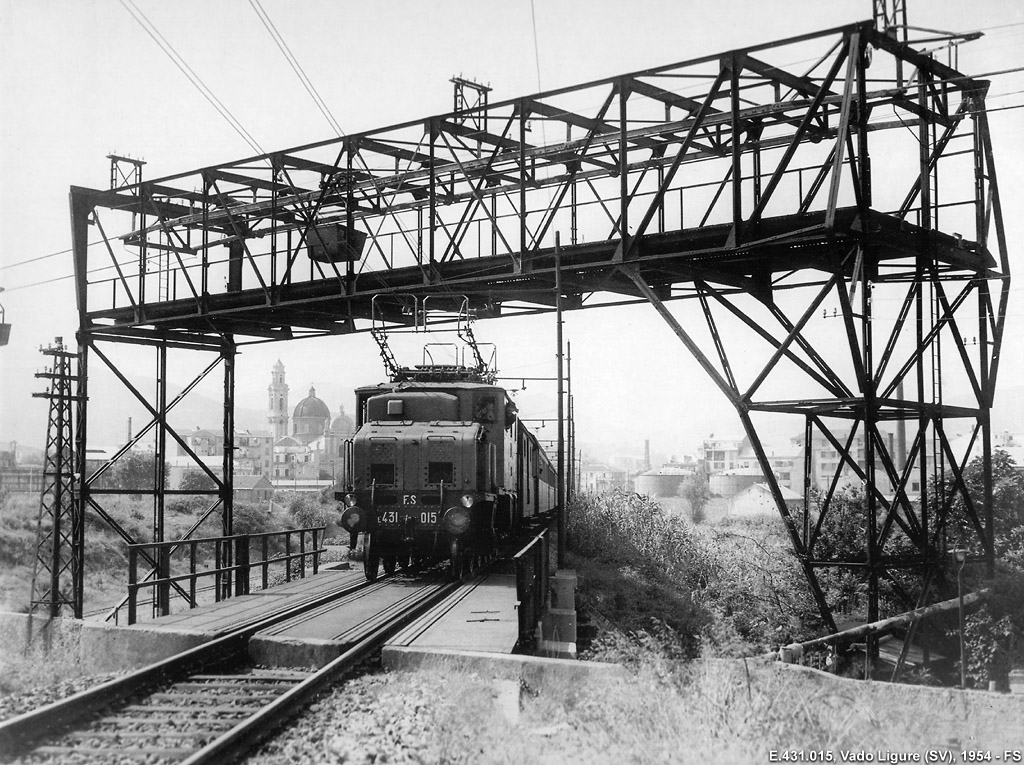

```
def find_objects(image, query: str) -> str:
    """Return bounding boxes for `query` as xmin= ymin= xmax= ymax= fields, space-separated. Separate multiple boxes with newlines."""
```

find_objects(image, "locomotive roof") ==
xmin=355 ymin=378 xmax=508 ymax=395
xmin=386 ymin=364 xmax=497 ymax=385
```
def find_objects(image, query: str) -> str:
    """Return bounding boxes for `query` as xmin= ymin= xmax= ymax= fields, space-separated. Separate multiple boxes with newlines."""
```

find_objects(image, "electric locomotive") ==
xmin=337 ymin=364 xmax=556 ymax=581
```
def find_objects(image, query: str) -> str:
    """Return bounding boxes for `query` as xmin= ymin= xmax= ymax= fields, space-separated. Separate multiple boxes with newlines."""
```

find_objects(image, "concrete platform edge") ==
xmin=82 ymin=621 xmax=217 ymax=673
xmin=381 ymin=645 xmax=627 ymax=688
xmin=248 ymin=636 xmax=350 ymax=668
xmin=0 ymin=611 xmax=217 ymax=673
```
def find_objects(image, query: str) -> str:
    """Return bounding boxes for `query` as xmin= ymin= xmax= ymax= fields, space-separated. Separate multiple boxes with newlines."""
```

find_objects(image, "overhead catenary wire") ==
xmin=249 ymin=0 xmax=345 ymax=138
xmin=119 ymin=0 xmax=266 ymax=157
xmin=528 ymin=0 xmax=543 ymax=94
xmin=7 ymin=19 xmax=1024 ymax=290
xmin=0 ymin=245 xmax=78 ymax=271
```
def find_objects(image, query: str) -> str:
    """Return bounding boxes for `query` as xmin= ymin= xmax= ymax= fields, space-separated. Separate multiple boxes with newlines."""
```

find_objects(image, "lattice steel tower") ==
xmin=28 ymin=338 xmax=83 ymax=621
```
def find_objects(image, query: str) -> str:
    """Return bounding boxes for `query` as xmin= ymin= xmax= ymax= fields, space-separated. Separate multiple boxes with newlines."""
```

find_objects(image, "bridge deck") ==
xmin=82 ymin=207 xmax=992 ymax=345
xmin=103 ymin=565 xmax=521 ymax=670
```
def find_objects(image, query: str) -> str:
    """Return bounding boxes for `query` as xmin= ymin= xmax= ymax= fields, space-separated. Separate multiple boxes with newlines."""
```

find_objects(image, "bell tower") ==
xmin=268 ymin=360 xmax=289 ymax=440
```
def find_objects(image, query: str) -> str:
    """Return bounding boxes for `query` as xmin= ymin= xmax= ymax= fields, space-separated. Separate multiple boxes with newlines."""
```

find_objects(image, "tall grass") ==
xmin=381 ymin=658 xmax=1017 ymax=763
xmin=568 ymin=489 xmax=822 ymax=657
xmin=0 ymin=624 xmax=85 ymax=696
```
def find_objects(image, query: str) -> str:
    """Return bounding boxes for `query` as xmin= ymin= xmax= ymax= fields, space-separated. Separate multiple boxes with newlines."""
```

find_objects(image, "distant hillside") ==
xmin=84 ymin=380 xmax=268 ymax=448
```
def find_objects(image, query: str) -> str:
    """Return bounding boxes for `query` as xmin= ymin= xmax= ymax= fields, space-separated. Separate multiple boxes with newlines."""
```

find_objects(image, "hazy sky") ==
xmin=1 ymin=0 xmax=1022 ymax=462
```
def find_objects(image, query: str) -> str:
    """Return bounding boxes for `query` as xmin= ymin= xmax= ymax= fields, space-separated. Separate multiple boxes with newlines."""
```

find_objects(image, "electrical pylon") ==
xmin=27 ymin=338 xmax=83 ymax=641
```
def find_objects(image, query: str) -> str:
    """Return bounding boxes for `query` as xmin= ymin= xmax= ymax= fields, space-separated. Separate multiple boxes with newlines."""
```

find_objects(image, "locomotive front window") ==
xmin=475 ymin=397 xmax=497 ymax=423
xmin=370 ymin=463 xmax=395 ymax=485
xmin=428 ymin=461 xmax=454 ymax=484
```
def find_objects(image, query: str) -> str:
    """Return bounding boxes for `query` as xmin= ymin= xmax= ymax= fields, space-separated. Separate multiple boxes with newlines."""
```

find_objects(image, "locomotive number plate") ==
xmin=379 ymin=510 xmax=400 ymax=524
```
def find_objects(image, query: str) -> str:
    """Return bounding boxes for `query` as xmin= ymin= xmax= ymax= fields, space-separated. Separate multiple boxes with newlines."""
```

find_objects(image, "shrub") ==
xmin=951 ymin=566 xmax=1024 ymax=689
xmin=287 ymin=493 xmax=336 ymax=530
xmin=678 ymin=475 xmax=711 ymax=524
xmin=166 ymin=495 xmax=212 ymax=515
xmin=569 ymin=489 xmax=825 ymax=656
xmin=232 ymin=501 xmax=282 ymax=536
xmin=568 ymin=490 xmax=714 ymax=658
xmin=179 ymin=469 xmax=217 ymax=492
xmin=108 ymin=452 xmax=169 ymax=495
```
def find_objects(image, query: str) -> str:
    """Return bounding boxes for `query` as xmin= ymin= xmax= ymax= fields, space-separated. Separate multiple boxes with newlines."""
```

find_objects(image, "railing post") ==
xmin=189 ymin=540 xmax=197 ymax=608
xmin=157 ymin=544 xmax=171 ymax=616
xmin=261 ymin=535 xmax=269 ymax=590
xmin=128 ymin=546 xmax=138 ymax=625
xmin=235 ymin=535 xmax=250 ymax=596
xmin=515 ymin=554 xmax=528 ymax=642
xmin=214 ymin=539 xmax=222 ymax=602
xmin=312 ymin=528 xmax=321 ymax=575
xmin=285 ymin=533 xmax=292 ymax=582
xmin=299 ymin=532 xmax=306 ymax=579
xmin=540 ymin=531 xmax=550 ymax=609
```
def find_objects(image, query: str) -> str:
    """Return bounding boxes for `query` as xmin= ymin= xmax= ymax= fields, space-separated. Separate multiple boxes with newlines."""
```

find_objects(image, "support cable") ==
xmin=119 ymin=0 xmax=266 ymax=157
xmin=249 ymin=0 xmax=344 ymax=138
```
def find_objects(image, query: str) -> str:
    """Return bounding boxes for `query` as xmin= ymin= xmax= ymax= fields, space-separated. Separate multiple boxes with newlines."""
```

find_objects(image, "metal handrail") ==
xmin=127 ymin=526 xmax=326 ymax=624
xmin=513 ymin=528 xmax=550 ymax=645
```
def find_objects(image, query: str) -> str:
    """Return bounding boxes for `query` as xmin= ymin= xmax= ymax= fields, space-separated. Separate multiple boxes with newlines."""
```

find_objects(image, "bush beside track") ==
xmin=568 ymin=488 xmax=822 ymax=662
xmin=567 ymin=481 xmax=1024 ymax=689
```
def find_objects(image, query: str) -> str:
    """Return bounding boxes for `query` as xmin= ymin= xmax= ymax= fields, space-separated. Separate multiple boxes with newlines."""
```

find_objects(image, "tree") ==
xmin=940 ymin=450 xmax=1024 ymax=553
xmin=678 ymin=475 xmax=711 ymax=524
xmin=811 ymin=486 xmax=918 ymax=615
xmin=111 ymin=452 xmax=168 ymax=494
xmin=289 ymin=493 xmax=334 ymax=529
xmin=179 ymin=469 xmax=217 ymax=492
xmin=939 ymin=452 xmax=1024 ymax=689
xmin=233 ymin=501 xmax=279 ymax=536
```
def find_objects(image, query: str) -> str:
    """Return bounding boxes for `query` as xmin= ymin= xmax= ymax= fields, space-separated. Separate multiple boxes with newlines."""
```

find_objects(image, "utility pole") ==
xmin=28 ymin=338 xmax=83 ymax=641
xmin=567 ymin=340 xmax=574 ymax=501
xmin=555 ymin=232 xmax=566 ymax=567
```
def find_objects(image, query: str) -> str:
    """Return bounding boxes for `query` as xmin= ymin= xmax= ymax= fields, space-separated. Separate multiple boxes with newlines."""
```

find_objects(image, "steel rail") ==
xmin=180 ymin=576 xmax=461 ymax=764
xmin=0 ymin=573 xmax=371 ymax=757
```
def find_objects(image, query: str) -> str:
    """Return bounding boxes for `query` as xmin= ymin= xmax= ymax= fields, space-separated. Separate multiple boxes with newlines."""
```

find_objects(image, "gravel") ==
xmin=0 ymin=673 xmax=123 ymax=723
xmin=246 ymin=670 xmax=451 ymax=765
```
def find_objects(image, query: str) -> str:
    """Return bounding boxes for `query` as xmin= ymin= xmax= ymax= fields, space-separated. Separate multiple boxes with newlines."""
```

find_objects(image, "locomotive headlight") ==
xmin=341 ymin=506 xmax=367 ymax=533
xmin=443 ymin=506 xmax=472 ymax=535
xmin=460 ymin=493 xmax=476 ymax=508
xmin=343 ymin=493 xmax=358 ymax=507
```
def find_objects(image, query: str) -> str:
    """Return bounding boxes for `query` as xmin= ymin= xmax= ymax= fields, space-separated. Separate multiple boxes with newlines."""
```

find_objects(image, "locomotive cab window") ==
xmin=370 ymin=463 xmax=395 ymax=485
xmin=475 ymin=396 xmax=497 ymax=423
xmin=427 ymin=461 xmax=454 ymax=484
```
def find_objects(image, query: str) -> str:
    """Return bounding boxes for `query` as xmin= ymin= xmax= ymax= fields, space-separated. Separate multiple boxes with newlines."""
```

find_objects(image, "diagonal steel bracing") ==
xmin=65 ymin=20 xmax=1008 ymax=643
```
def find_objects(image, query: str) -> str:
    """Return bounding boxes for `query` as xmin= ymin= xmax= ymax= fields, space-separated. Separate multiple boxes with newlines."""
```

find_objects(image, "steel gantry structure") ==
xmin=68 ymin=19 xmax=1008 ymax=635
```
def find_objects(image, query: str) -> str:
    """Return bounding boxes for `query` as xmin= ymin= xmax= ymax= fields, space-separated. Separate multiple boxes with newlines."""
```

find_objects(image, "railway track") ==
xmin=0 ymin=572 xmax=462 ymax=764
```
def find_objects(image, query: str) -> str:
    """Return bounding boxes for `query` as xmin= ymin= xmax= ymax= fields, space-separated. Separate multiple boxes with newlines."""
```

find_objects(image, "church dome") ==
xmin=330 ymin=404 xmax=355 ymax=435
xmin=293 ymin=386 xmax=330 ymax=420
xmin=292 ymin=385 xmax=331 ymax=436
